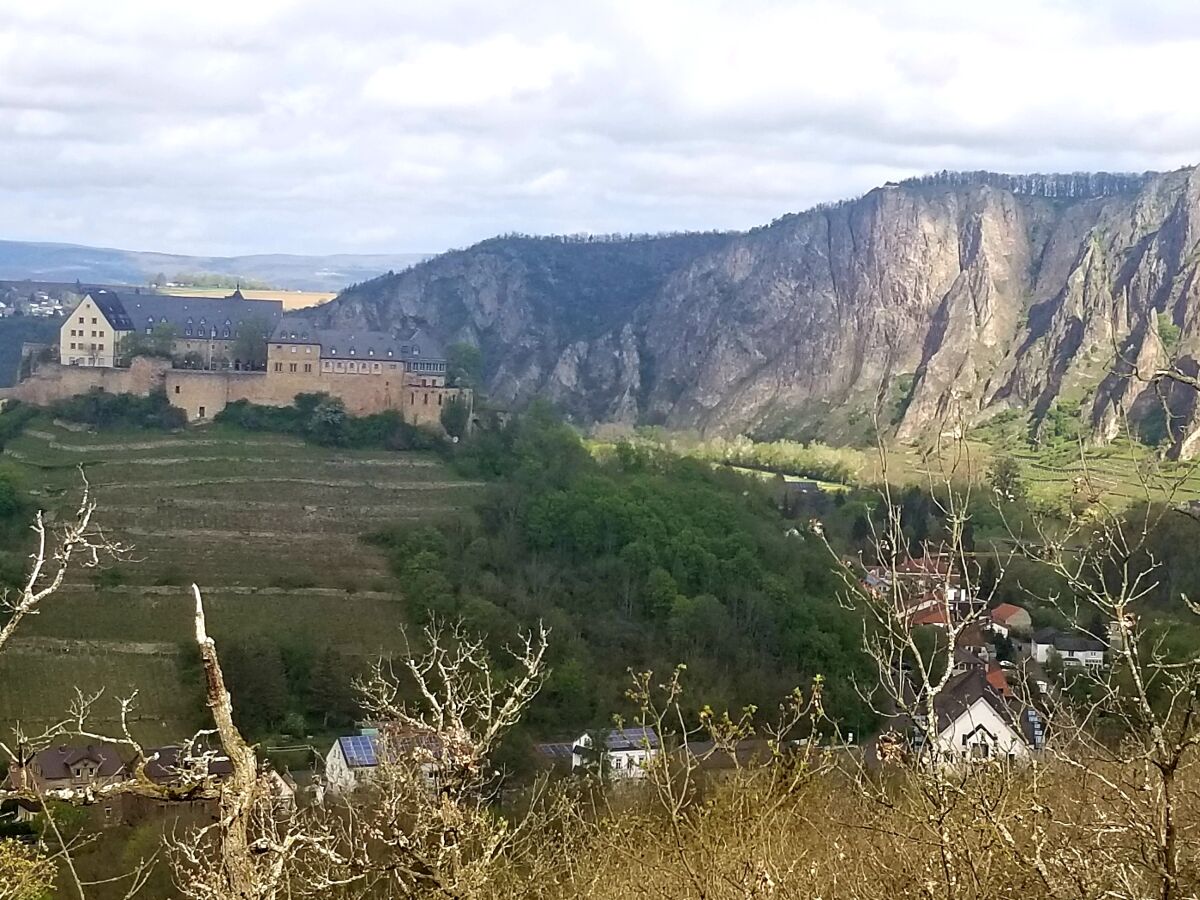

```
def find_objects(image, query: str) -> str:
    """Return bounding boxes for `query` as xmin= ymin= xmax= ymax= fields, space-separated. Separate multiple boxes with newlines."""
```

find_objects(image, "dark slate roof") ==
xmin=578 ymin=727 xmax=661 ymax=753
xmin=85 ymin=290 xmax=134 ymax=331
xmin=271 ymin=316 xmax=445 ymax=362
xmin=1032 ymin=628 xmax=1105 ymax=653
xmin=142 ymin=746 xmax=234 ymax=783
xmin=932 ymin=669 xmax=1014 ymax=734
xmin=32 ymin=744 xmax=125 ymax=780
xmin=122 ymin=292 xmax=283 ymax=336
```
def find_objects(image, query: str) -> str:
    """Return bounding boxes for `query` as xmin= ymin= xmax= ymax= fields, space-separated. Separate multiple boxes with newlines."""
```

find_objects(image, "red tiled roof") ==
xmin=985 ymin=663 xmax=1012 ymax=698
xmin=990 ymin=603 xmax=1028 ymax=625
xmin=911 ymin=606 xmax=950 ymax=627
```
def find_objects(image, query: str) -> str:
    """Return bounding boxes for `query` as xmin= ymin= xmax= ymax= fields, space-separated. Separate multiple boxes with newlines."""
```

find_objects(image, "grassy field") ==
xmin=161 ymin=287 xmax=334 ymax=309
xmin=0 ymin=420 xmax=478 ymax=742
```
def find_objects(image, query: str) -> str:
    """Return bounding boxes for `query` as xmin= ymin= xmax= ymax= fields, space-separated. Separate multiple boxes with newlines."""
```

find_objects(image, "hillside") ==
xmin=0 ymin=421 xmax=478 ymax=742
xmin=311 ymin=168 xmax=1200 ymax=459
xmin=0 ymin=240 xmax=430 ymax=292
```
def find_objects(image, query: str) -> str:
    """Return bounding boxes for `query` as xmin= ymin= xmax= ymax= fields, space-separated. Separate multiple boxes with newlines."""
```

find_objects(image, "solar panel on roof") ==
xmin=339 ymin=734 xmax=378 ymax=768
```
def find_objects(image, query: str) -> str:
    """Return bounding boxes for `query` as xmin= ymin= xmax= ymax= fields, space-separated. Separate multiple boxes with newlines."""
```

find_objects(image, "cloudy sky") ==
xmin=3 ymin=0 xmax=1200 ymax=256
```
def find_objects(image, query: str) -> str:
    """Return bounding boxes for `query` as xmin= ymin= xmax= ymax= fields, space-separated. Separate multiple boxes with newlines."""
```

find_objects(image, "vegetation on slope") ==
xmin=368 ymin=404 xmax=877 ymax=739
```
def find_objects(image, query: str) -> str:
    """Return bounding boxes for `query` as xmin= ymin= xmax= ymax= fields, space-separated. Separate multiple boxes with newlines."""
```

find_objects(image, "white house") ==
xmin=1031 ymin=628 xmax=1105 ymax=668
xmin=907 ymin=670 xmax=1040 ymax=765
xmin=60 ymin=291 xmax=132 ymax=367
xmin=571 ymin=727 xmax=661 ymax=778
xmin=323 ymin=729 xmax=444 ymax=798
xmin=323 ymin=733 xmax=380 ymax=796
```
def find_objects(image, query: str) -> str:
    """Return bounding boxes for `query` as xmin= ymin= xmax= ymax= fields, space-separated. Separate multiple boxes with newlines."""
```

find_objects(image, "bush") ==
xmin=215 ymin=395 xmax=448 ymax=452
xmin=50 ymin=389 xmax=186 ymax=430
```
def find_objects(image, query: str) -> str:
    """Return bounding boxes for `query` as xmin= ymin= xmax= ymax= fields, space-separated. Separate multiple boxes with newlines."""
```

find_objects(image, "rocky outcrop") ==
xmin=309 ymin=168 xmax=1200 ymax=458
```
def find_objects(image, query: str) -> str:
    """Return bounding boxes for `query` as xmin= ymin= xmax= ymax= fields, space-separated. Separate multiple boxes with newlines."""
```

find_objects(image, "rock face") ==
xmin=309 ymin=168 xmax=1200 ymax=457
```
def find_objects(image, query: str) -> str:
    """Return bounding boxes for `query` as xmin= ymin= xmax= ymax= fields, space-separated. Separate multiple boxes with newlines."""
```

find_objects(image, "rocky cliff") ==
xmin=310 ymin=168 xmax=1200 ymax=457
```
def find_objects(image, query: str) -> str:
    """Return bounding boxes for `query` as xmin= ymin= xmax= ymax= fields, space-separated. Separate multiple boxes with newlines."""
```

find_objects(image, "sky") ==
xmin=4 ymin=0 xmax=1200 ymax=256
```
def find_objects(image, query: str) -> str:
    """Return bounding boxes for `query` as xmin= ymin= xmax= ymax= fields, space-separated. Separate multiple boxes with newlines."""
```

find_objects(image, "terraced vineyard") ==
xmin=0 ymin=420 xmax=479 ymax=743
xmin=865 ymin=437 xmax=1200 ymax=509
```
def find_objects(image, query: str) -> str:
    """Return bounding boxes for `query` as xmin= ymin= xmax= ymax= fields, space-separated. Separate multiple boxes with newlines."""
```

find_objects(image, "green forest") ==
xmin=369 ymin=404 xmax=879 ymax=740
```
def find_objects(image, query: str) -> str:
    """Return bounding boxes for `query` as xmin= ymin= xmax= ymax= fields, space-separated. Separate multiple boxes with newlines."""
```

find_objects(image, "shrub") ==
xmin=50 ymin=389 xmax=185 ymax=430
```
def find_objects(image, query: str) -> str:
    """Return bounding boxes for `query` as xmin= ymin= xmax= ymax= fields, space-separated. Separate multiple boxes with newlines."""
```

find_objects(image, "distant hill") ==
xmin=0 ymin=240 xmax=431 ymax=292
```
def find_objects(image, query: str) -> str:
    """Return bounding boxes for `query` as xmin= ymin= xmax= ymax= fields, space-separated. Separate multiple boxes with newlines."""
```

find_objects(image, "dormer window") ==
xmin=330 ymin=348 xmax=337 ymax=355
xmin=386 ymin=349 xmax=393 ymax=357
xmin=349 ymin=348 xmax=355 ymax=355
xmin=368 ymin=348 xmax=374 ymax=356
xmin=413 ymin=346 xmax=420 ymax=356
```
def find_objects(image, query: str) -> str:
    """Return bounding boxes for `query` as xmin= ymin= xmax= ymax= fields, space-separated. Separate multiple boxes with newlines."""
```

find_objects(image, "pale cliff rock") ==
xmin=310 ymin=168 xmax=1200 ymax=458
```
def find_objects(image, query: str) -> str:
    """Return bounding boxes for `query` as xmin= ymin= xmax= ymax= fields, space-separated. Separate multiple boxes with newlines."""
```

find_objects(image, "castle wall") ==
xmin=4 ymin=357 xmax=466 ymax=430
xmin=166 ymin=368 xmax=465 ymax=425
xmin=1 ymin=358 xmax=169 ymax=405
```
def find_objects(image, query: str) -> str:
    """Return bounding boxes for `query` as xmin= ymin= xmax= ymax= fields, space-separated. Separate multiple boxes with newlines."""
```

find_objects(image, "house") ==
xmin=571 ymin=727 xmax=661 ymax=778
xmin=323 ymin=728 xmax=443 ymax=797
xmin=59 ymin=291 xmax=135 ymax=367
xmin=8 ymin=743 xmax=126 ymax=795
xmin=141 ymin=745 xmax=234 ymax=785
xmin=988 ymin=603 xmax=1032 ymax=637
xmin=1031 ymin=628 xmax=1105 ymax=668
xmin=863 ymin=555 xmax=978 ymax=629
xmin=907 ymin=670 xmax=1038 ymax=764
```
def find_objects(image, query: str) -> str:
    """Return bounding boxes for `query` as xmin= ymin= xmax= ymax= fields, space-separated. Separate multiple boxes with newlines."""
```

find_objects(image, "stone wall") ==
xmin=167 ymin=368 xmax=465 ymax=425
xmin=0 ymin=358 xmax=170 ymax=405
xmin=3 ymin=356 xmax=467 ymax=428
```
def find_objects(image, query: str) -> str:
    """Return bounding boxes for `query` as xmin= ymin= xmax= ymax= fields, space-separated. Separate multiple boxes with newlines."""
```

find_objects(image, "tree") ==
xmin=306 ymin=397 xmax=348 ymax=446
xmin=232 ymin=317 xmax=270 ymax=370
xmin=440 ymin=395 xmax=470 ymax=439
xmin=446 ymin=342 xmax=483 ymax=389
xmin=118 ymin=322 xmax=176 ymax=364
xmin=987 ymin=452 xmax=1026 ymax=502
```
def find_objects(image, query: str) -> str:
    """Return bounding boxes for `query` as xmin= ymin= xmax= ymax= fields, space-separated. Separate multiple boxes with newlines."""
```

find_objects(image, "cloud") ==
xmin=1 ymin=0 xmax=1200 ymax=257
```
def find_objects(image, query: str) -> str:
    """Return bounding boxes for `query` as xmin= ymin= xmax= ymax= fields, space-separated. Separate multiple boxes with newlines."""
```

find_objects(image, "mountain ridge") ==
xmin=308 ymin=166 xmax=1200 ymax=458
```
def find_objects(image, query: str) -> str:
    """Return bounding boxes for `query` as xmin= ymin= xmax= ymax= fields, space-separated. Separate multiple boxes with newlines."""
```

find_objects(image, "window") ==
xmin=145 ymin=327 xmax=152 ymax=335
xmin=174 ymin=385 xmax=180 ymax=394
xmin=69 ymin=342 xmax=76 ymax=350
xmin=91 ymin=317 xmax=97 ymax=324
xmin=349 ymin=348 xmax=355 ymax=355
xmin=199 ymin=406 xmax=206 ymax=418
xmin=290 ymin=346 xmax=296 ymax=353
xmin=438 ymin=394 xmax=443 ymax=406
xmin=373 ymin=363 xmax=380 ymax=372
xmin=423 ymin=393 xmax=428 ymax=405
xmin=303 ymin=363 xmax=312 ymax=373
xmin=410 ymin=392 xmax=415 ymax=404
xmin=289 ymin=363 xmax=297 ymax=373
xmin=274 ymin=362 xmax=283 ymax=372
xmin=185 ymin=328 xmax=192 ymax=336
xmin=78 ymin=316 xmax=84 ymax=323
xmin=389 ymin=363 xmax=397 ymax=370
xmin=223 ymin=328 xmax=230 ymax=338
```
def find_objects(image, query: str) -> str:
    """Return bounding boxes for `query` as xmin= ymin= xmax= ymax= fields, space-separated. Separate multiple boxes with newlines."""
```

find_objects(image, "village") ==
xmin=3 ymin=544 xmax=1113 ymax=836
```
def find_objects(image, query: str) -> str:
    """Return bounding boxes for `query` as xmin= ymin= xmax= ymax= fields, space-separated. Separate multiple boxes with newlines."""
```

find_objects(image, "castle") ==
xmin=13 ymin=289 xmax=467 ymax=427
